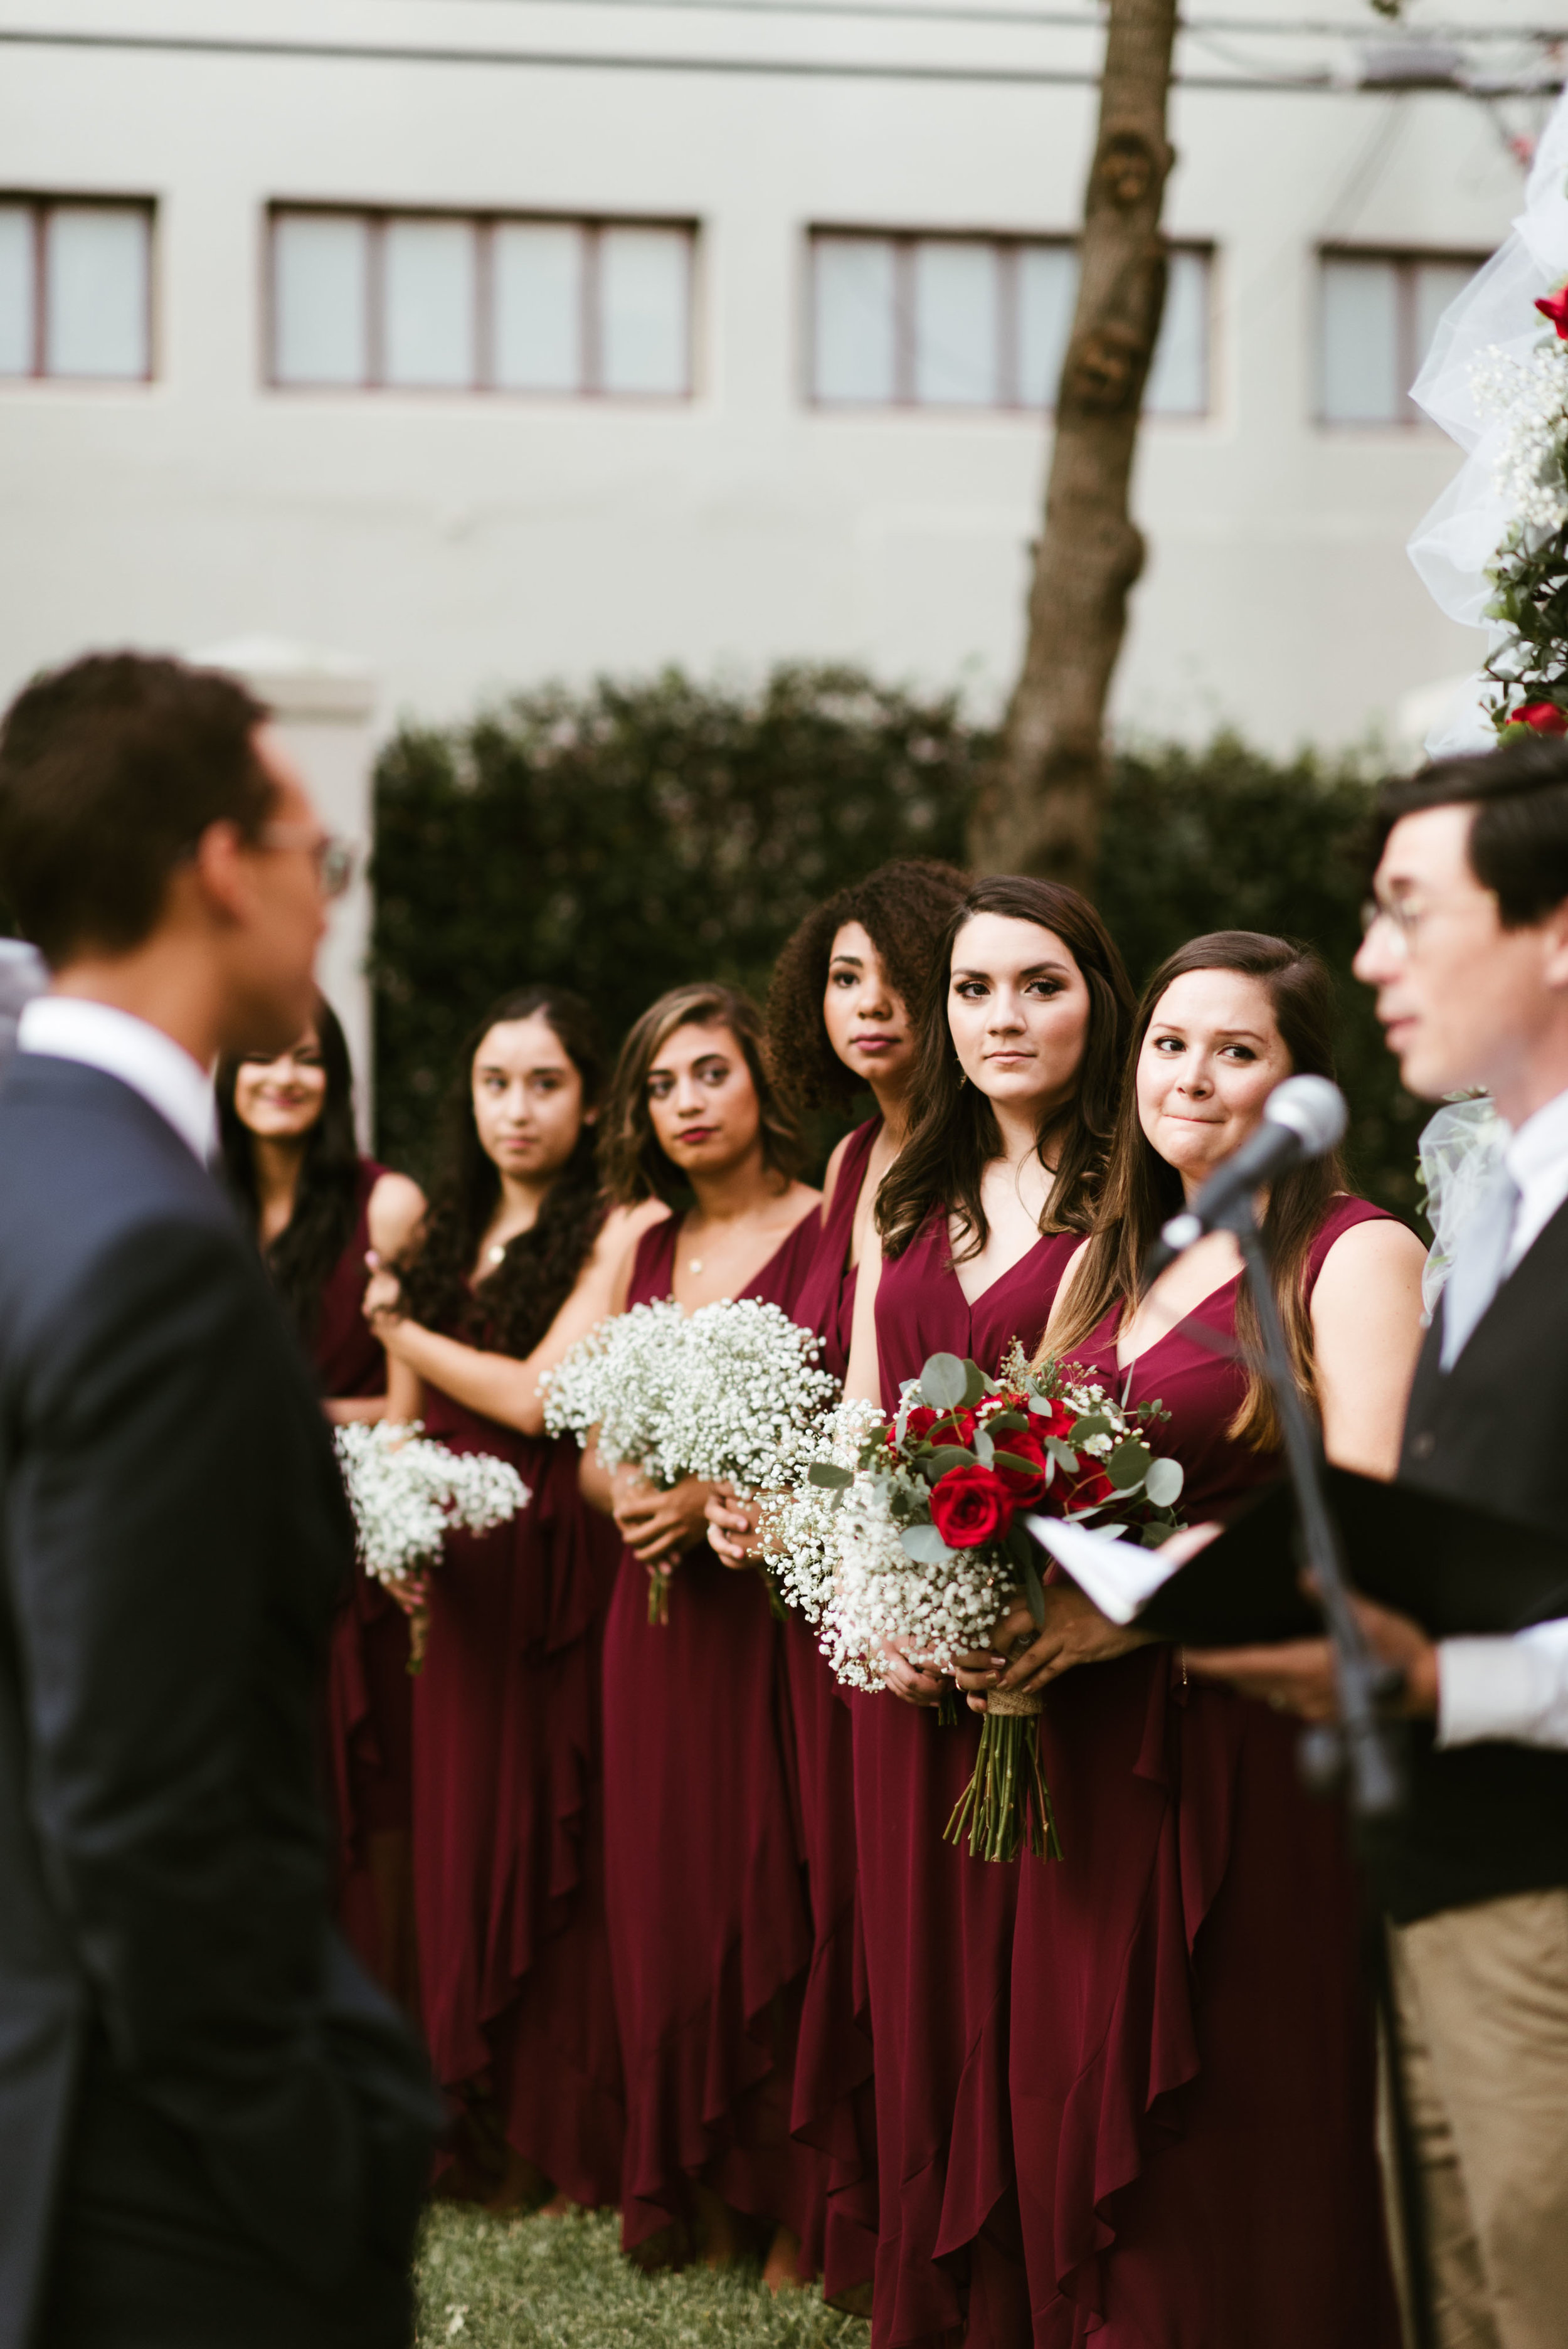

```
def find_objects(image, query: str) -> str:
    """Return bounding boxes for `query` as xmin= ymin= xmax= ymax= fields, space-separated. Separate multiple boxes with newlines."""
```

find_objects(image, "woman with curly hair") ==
xmin=586 ymin=982 xmax=825 ymax=2289
xmin=363 ymin=986 xmax=661 ymax=2215
xmin=846 ymin=878 xmax=1134 ymax=2349
xmin=707 ymin=858 xmax=966 ymax=2309
xmin=217 ymin=996 xmax=425 ymax=2010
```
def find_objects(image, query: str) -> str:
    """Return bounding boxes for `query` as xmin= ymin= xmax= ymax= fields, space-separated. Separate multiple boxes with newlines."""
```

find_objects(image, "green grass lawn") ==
xmin=415 ymin=2205 xmax=869 ymax=2349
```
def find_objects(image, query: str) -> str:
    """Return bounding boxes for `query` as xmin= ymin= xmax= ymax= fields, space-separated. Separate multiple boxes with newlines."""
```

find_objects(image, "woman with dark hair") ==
xmin=844 ymin=878 xmax=1135 ymax=2349
xmin=986 ymin=932 xmax=1424 ymax=2345
xmin=363 ymin=985 xmax=658 ymax=2215
xmin=218 ymin=996 xmax=425 ymax=2008
xmin=587 ymin=982 xmax=825 ymax=2288
xmin=708 ymin=858 xmax=967 ymax=2309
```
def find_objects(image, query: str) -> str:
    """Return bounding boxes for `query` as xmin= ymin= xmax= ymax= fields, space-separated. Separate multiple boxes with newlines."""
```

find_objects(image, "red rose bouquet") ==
xmin=794 ymin=1346 xmax=1184 ymax=1862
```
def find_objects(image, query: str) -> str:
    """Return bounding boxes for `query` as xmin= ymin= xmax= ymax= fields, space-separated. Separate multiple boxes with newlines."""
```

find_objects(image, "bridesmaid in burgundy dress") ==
xmin=217 ymin=995 xmax=425 ymax=2009
xmin=847 ymin=879 xmax=1133 ymax=2349
xmin=709 ymin=860 xmax=967 ymax=2308
xmin=585 ymin=983 xmax=824 ymax=2286
xmin=984 ymin=933 xmax=1426 ymax=2346
xmin=364 ymin=987 xmax=658 ymax=2213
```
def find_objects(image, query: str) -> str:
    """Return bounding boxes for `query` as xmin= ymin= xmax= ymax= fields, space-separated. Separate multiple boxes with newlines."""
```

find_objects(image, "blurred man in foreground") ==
xmin=0 ymin=654 xmax=436 ymax=2349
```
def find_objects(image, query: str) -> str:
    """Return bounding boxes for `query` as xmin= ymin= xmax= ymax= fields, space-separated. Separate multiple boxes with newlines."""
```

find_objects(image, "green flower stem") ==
xmin=944 ymin=1710 xmax=1064 ymax=1864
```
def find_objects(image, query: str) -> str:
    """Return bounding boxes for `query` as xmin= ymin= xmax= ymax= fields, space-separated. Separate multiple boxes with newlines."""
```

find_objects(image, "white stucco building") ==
xmin=0 ymin=0 xmax=1557 ymax=766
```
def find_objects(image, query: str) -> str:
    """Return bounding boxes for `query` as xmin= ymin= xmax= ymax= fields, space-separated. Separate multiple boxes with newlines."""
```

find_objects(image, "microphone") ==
xmin=1145 ymin=1075 xmax=1348 ymax=1276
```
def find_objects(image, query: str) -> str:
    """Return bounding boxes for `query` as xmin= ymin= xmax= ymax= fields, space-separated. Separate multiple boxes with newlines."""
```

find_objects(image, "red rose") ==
xmin=906 ymin=1404 xmax=977 ymax=1447
xmin=1069 ymin=1464 xmax=1115 ymax=1509
xmin=929 ymin=1464 xmax=1015 ymax=1548
xmin=1513 ymin=701 xmax=1568 ymax=736
xmin=1032 ymin=1399 xmax=1076 ymax=1444
xmin=1535 ymin=285 xmax=1568 ymax=340
xmin=988 ymin=1428 xmax=1049 ymax=1500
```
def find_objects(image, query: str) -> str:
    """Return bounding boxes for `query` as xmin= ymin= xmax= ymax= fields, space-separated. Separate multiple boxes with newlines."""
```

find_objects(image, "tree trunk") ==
xmin=968 ymin=0 xmax=1179 ymax=890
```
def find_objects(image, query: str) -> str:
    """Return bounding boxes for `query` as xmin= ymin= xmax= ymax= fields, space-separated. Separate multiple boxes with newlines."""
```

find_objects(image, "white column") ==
xmin=193 ymin=636 xmax=379 ymax=1144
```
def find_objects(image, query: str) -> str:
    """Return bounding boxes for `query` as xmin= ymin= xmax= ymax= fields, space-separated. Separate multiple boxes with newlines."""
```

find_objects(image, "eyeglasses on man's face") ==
xmin=258 ymin=824 xmax=358 ymax=902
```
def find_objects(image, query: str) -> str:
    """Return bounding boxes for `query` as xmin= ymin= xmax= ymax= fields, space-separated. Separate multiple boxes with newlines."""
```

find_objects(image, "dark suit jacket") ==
xmin=0 ymin=1053 xmax=437 ymax=2349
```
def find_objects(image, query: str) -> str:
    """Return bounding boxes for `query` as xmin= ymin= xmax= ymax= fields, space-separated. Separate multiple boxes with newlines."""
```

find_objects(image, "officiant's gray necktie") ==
xmin=1439 ymin=1165 xmax=1522 ymax=1370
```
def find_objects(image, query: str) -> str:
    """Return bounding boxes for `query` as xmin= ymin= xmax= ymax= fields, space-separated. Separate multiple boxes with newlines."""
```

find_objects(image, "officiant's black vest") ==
xmin=1368 ymin=1194 xmax=1568 ymax=1924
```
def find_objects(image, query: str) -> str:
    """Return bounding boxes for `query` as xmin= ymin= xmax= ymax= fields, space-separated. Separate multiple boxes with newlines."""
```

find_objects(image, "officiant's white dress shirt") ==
xmin=1434 ymin=1083 xmax=1568 ymax=1751
xmin=17 ymin=995 xmax=216 ymax=1166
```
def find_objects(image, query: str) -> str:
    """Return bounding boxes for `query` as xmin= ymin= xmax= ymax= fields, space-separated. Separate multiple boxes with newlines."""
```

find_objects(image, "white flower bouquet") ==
xmin=541 ymin=1295 xmax=840 ymax=1623
xmin=333 ymin=1419 xmax=531 ymax=1672
xmin=761 ymin=1345 xmax=1184 ymax=1861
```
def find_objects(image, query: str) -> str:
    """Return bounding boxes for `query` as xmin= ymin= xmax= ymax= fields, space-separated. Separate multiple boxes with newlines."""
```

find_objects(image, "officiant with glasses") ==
xmin=1189 ymin=736 xmax=1568 ymax=2349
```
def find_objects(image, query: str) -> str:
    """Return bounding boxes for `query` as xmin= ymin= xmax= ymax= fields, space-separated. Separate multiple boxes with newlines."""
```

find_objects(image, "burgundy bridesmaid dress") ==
xmin=600 ymin=1207 xmax=827 ymax=2266
xmin=781 ymin=1116 xmax=883 ymax=2303
xmin=412 ymin=1323 xmax=624 ymax=2205
xmin=1011 ymin=1197 xmax=1402 ymax=2347
xmin=858 ymin=1209 xmax=1080 ymax=2349
xmin=317 ymin=1159 xmax=419 ymax=2013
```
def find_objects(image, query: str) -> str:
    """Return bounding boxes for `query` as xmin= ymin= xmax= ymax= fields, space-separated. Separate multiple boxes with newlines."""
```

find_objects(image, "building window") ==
xmin=268 ymin=208 xmax=695 ymax=397
xmin=808 ymin=230 xmax=1211 ymax=415
xmin=1319 ymin=249 xmax=1484 ymax=426
xmin=0 ymin=198 xmax=153 ymax=381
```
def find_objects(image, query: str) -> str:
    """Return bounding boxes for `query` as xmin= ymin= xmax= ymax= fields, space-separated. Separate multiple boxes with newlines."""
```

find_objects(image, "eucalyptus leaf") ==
xmin=992 ymin=1446 xmax=1042 ymax=1480
xmin=924 ymin=1445 xmax=977 ymax=1477
xmin=972 ymin=1426 xmax=995 ymax=1467
xmin=1107 ymin=1436 xmax=1152 ymax=1490
xmin=900 ymin=1522 xmax=956 ymax=1565
xmin=1145 ymin=1455 xmax=1185 ymax=1508
xmin=1046 ymin=1436 xmax=1080 ymax=1473
xmin=1069 ymin=1413 xmax=1113 ymax=1445
xmin=808 ymin=1461 xmax=854 ymax=1489
xmin=958 ymin=1358 xmax=987 ymax=1408
xmin=919 ymin=1352 xmax=969 ymax=1409
xmin=987 ymin=1411 xmax=1029 ymax=1434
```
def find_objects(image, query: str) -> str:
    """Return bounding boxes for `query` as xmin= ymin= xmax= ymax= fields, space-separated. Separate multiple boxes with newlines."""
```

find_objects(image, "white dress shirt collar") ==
xmin=1500 ymin=1084 xmax=1568 ymax=1276
xmin=17 ymin=995 xmax=217 ymax=1165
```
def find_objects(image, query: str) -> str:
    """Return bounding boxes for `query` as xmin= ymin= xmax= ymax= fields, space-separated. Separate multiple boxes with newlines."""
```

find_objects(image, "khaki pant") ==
xmin=1388 ymin=1888 xmax=1568 ymax=2349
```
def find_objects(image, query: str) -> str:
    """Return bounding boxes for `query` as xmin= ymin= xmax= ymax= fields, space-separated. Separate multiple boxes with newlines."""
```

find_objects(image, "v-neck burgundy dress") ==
xmin=316 ymin=1160 xmax=419 ymax=2012
xmin=601 ymin=1207 xmax=828 ymax=2265
xmin=782 ymin=1117 xmax=883 ymax=2303
xmin=411 ymin=1317 xmax=625 ymax=2206
xmin=1010 ymin=1197 xmax=1402 ymax=2347
xmin=858 ymin=1207 xmax=1081 ymax=2349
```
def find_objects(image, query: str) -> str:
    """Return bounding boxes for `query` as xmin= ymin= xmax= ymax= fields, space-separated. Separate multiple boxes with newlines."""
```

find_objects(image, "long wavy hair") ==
xmin=876 ymin=878 xmax=1134 ymax=1261
xmin=764 ymin=858 xmax=969 ymax=1111
xmin=599 ymin=982 xmax=807 ymax=1206
xmin=1043 ymin=931 xmax=1348 ymax=1450
xmin=217 ymin=994 xmax=361 ymax=1346
xmin=397 ymin=987 xmax=607 ymax=1357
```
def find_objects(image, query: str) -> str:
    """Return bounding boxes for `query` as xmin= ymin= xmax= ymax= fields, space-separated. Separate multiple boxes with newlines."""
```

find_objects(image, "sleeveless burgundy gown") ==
xmin=317 ymin=1159 xmax=419 ymax=2013
xmin=1011 ymin=1197 xmax=1402 ymax=2346
xmin=859 ymin=1209 xmax=1080 ymax=2349
xmin=782 ymin=1117 xmax=883 ymax=2303
xmin=411 ymin=1307 xmax=624 ymax=2205
xmin=601 ymin=1207 xmax=827 ymax=2266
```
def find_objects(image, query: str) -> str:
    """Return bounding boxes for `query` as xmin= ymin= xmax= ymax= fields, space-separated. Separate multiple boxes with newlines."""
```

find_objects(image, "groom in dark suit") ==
xmin=0 ymin=654 xmax=437 ymax=2349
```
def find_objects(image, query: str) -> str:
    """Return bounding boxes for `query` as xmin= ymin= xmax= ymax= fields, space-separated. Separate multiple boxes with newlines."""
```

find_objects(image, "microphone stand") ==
xmin=1161 ymin=1194 xmax=1433 ymax=2345
xmin=1215 ymin=1196 xmax=1406 ymax=1818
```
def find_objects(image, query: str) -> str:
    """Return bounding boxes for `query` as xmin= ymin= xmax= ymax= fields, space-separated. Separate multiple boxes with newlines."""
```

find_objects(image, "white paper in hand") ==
xmin=1024 ymin=1514 xmax=1184 ymax=1625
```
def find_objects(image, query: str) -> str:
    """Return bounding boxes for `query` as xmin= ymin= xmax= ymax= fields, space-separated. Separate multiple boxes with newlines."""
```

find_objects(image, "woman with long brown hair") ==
xmin=985 ymin=931 xmax=1424 ymax=2345
xmin=363 ymin=985 xmax=654 ymax=2215
xmin=708 ymin=859 xmax=967 ymax=2309
xmin=217 ymin=996 xmax=425 ymax=2008
xmin=588 ymin=982 xmax=825 ymax=2288
xmin=844 ymin=876 xmax=1134 ymax=2349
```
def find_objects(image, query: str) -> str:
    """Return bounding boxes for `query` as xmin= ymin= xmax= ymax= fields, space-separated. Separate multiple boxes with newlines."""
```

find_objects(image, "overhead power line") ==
xmin=0 ymin=21 xmax=1557 ymax=93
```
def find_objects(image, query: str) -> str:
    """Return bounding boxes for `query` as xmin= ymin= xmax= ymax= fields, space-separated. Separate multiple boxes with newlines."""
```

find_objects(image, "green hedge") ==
xmin=370 ymin=665 xmax=1425 ymax=1217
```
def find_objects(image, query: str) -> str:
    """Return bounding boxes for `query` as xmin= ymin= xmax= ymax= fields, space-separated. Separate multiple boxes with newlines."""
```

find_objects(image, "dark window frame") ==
xmin=0 ymin=192 xmax=156 ymax=384
xmin=1316 ymin=244 xmax=1489 ymax=429
xmin=805 ymin=225 xmax=1214 ymax=417
xmin=265 ymin=202 xmax=698 ymax=400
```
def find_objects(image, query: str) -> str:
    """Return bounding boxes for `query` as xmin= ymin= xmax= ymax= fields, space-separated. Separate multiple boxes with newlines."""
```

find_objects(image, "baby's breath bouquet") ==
xmin=542 ymin=1296 xmax=840 ymax=1624
xmin=334 ymin=1421 xmax=531 ymax=1672
xmin=764 ymin=1347 xmax=1183 ymax=1862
